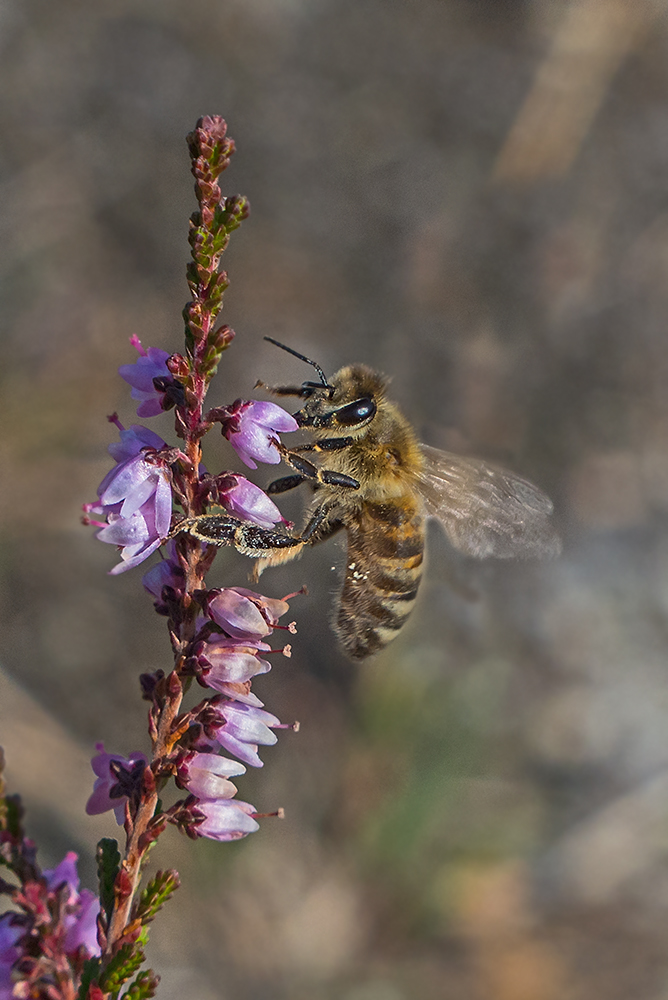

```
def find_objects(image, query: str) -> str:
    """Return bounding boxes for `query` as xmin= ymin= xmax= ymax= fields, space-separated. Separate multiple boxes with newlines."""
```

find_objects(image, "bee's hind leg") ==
xmin=252 ymin=502 xmax=343 ymax=580
xmin=177 ymin=511 xmax=303 ymax=559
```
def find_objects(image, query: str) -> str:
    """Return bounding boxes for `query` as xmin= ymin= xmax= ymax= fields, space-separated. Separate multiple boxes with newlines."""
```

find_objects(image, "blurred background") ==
xmin=2 ymin=0 xmax=668 ymax=996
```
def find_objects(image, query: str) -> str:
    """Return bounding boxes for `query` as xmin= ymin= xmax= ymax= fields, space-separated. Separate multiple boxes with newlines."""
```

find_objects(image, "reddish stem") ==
xmin=102 ymin=118 xmax=240 ymax=966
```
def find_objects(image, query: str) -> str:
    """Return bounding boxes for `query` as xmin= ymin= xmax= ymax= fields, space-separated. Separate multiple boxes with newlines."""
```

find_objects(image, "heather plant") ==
xmin=0 ymin=116 xmax=300 ymax=1000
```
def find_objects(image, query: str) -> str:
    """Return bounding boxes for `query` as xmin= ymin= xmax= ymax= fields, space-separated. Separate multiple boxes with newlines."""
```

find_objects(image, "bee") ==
xmin=181 ymin=339 xmax=560 ymax=659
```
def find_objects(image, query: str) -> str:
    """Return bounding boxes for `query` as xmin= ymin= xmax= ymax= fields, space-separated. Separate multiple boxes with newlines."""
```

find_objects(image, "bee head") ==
xmin=263 ymin=339 xmax=385 ymax=435
xmin=294 ymin=365 xmax=385 ymax=434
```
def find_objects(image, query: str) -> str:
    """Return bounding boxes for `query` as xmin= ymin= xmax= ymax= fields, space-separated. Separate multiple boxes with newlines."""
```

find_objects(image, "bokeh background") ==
xmin=2 ymin=0 xmax=668 ymax=997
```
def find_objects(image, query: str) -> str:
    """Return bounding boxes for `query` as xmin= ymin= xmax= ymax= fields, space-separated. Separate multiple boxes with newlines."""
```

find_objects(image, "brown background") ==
xmin=2 ymin=1 xmax=668 ymax=997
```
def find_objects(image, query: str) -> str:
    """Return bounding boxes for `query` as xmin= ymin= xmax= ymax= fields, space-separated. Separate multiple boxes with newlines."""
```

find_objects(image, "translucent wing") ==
xmin=415 ymin=444 xmax=561 ymax=559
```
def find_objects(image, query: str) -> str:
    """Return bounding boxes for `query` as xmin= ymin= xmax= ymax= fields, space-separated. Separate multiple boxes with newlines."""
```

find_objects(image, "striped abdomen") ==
xmin=335 ymin=498 xmax=425 ymax=659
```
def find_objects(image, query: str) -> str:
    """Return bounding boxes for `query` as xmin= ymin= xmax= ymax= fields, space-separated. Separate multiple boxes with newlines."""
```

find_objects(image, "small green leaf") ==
xmin=98 ymin=943 xmax=145 ymax=993
xmin=120 ymin=969 xmax=160 ymax=999
xmin=96 ymin=838 xmax=121 ymax=924
xmin=134 ymin=869 xmax=180 ymax=927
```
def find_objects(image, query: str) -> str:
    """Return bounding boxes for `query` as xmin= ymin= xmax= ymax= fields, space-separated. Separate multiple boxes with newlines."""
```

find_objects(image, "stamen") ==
xmin=273 ymin=621 xmax=298 ymax=634
xmin=107 ymin=412 xmax=124 ymax=431
xmin=263 ymin=644 xmax=292 ymax=658
xmin=281 ymin=586 xmax=308 ymax=602
xmin=274 ymin=720 xmax=299 ymax=732
xmin=81 ymin=513 xmax=107 ymax=530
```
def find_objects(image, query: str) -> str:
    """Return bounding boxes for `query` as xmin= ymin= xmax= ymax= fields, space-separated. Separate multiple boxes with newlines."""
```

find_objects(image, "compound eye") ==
xmin=335 ymin=396 xmax=376 ymax=426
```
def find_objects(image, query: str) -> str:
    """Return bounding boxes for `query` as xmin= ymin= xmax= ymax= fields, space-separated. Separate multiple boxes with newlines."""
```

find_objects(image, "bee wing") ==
xmin=416 ymin=444 xmax=561 ymax=559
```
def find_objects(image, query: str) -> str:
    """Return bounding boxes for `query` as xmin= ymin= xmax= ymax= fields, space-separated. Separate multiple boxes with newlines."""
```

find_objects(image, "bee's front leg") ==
xmin=254 ymin=379 xmax=322 ymax=398
xmin=288 ymin=438 xmax=355 ymax=454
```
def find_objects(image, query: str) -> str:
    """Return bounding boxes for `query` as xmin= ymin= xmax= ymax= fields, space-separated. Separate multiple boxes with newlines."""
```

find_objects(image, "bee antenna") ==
xmin=264 ymin=337 xmax=332 ymax=389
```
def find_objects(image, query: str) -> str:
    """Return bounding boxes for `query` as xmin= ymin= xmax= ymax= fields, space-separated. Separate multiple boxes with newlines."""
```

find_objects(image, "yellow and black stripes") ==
xmin=335 ymin=499 xmax=425 ymax=659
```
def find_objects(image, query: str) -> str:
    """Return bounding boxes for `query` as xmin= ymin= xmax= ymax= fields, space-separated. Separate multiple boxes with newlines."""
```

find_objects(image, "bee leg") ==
xmin=320 ymin=470 xmax=360 ymax=488
xmin=275 ymin=448 xmax=320 ymax=480
xmin=312 ymin=437 xmax=355 ymax=453
xmin=301 ymin=506 xmax=329 ymax=542
xmin=176 ymin=512 xmax=302 ymax=558
xmin=267 ymin=474 xmax=306 ymax=494
xmin=288 ymin=437 xmax=354 ymax=454
xmin=301 ymin=504 xmax=343 ymax=543
xmin=252 ymin=503 xmax=342 ymax=580
xmin=277 ymin=445 xmax=360 ymax=490
xmin=255 ymin=380 xmax=318 ymax=398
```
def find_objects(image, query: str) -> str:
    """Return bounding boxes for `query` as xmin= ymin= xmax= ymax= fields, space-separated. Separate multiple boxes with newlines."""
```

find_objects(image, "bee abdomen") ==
xmin=335 ymin=504 xmax=424 ymax=660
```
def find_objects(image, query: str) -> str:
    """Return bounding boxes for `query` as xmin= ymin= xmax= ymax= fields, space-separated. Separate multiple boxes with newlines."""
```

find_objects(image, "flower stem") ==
xmin=101 ymin=116 xmax=248 ymax=965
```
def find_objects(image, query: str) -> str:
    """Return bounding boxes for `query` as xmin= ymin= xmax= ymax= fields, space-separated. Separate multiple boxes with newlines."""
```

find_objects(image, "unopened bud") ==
xmin=167 ymin=353 xmax=190 ymax=378
xmin=212 ymin=325 xmax=235 ymax=351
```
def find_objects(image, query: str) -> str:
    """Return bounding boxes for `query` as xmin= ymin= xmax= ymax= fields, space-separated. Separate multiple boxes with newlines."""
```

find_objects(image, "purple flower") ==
xmin=119 ymin=336 xmax=176 ymax=417
xmin=223 ymin=400 xmax=298 ymax=469
xmin=194 ymin=799 xmax=260 ymax=841
xmin=175 ymin=753 xmax=261 ymax=841
xmin=177 ymin=751 xmax=246 ymax=799
xmin=43 ymin=852 xmax=101 ymax=959
xmin=43 ymin=851 xmax=80 ymax=900
xmin=63 ymin=889 xmax=101 ymax=957
xmin=218 ymin=474 xmax=287 ymax=529
xmin=0 ymin=915 xmax=22 ymax=1000
xmin=105 ymin=423 xmax=166 ymax=465
xmin=142 ymin=540 xmax=184 ymax=608
xmin=206 ymin=702 xmax=282 ymax=768
xmin=198 ymin=635 xmax=273 ymax=702
xmin=207 ymin=587 xmax=291 ymax=639
xmin=84 ymin=423 xmax=172 ymax=574
xmin=86 ymin=743 xmax=148 ymax=824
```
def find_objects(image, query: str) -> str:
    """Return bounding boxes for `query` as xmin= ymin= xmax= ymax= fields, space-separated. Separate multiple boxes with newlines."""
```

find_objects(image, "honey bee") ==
xmin=181 ymin=339 xmax=560 ymax=659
